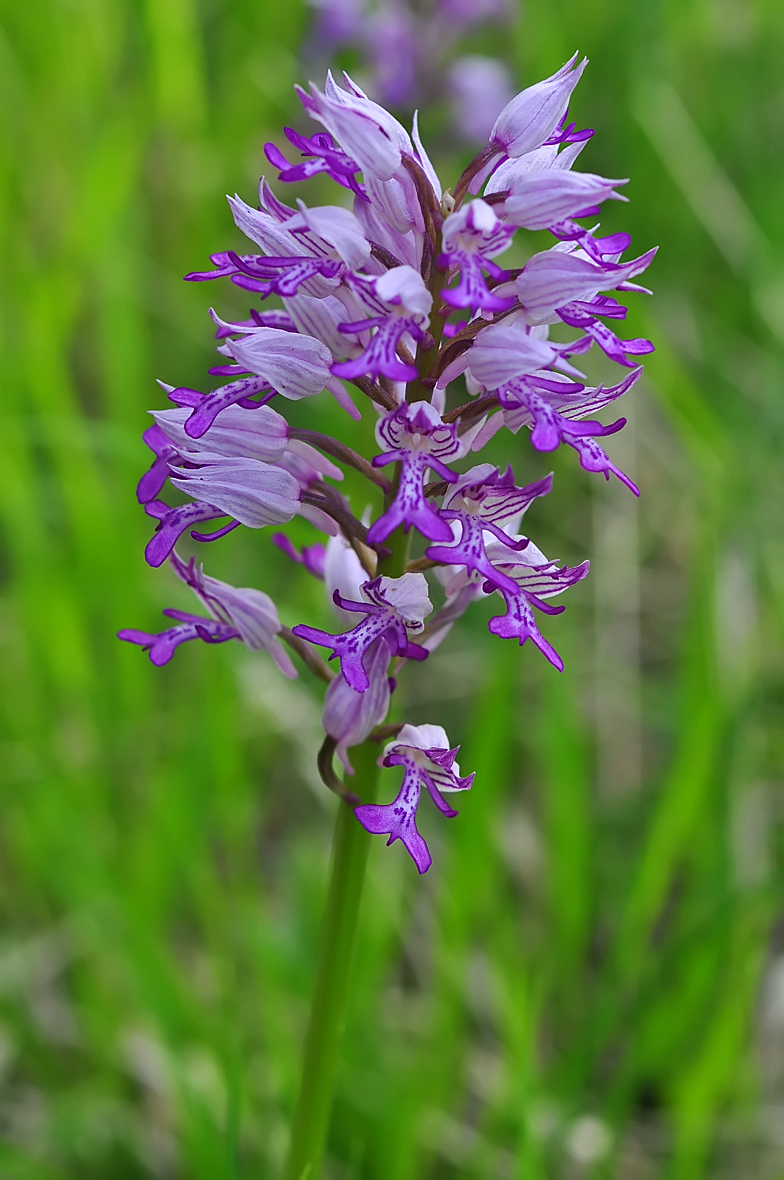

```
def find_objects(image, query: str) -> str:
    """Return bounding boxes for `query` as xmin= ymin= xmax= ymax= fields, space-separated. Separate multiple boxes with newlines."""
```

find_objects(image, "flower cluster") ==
xmin=120 ymin=57 xmax=655 ymax=873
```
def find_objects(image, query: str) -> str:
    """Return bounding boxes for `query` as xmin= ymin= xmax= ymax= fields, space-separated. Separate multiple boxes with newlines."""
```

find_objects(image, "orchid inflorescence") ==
xmin=120 ymin=55 xmax=656 ymax=874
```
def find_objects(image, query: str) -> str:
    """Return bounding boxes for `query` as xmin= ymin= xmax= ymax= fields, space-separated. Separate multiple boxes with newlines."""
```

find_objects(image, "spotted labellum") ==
xmin=120 ymin=56 xmax=655 ymax=873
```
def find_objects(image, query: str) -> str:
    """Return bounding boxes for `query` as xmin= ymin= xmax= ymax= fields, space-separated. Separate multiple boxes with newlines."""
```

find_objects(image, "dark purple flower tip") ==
xmin=208 ymin=364 xmax=252 ymax=377
xmin=144 ymin=498 xmax=170 ymax=521
xmin=190 ymin=520 xmax=242 ymax=543
xmin=182 ymin=377 xmax=273 ymax=439
xmin=118 ymin=616 xmax=239 ymax=666
xmin=403 ymin=641 xmax=429 ymax=662
xmin=366 ymin=496 xmax=454 ymax=546
xmin=264 ymin=141 xmax=291 ymax=171
xmin=184 ymin=252 xmax=238 ymax=282
xmin=167 ymin=387 xmax=205 ymax=408
xmin=331 ymin=356 xmax=418 ymax=383
xmin=144 ymin=502 xmax=229 ymax=568
xmin=542 ymin=113 xmax=594 ymax=146
xmin=137 ymin=426 xmax=178 ymax=504
xmin=332 ymin=587 xmax=383 ymax=615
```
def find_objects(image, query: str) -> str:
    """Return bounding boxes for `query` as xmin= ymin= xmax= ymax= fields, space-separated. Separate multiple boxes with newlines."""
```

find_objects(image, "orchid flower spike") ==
xmin=121 ymin=56 xmax=655 ymax=872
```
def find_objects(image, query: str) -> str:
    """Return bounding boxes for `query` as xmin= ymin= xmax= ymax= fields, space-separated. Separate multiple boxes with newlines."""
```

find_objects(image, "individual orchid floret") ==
xmin=489 ymin=53 xmax=588 ymax=160
xmin=171 ymin=552 xmax=297 ymax=674
xmin=490 ymin=370 xmax=638 ymax=492
xmin=292 ymin=573 xmax=432 ymax=692
xmin=188 ymin=193 xmax=342 ymax=300
xmin=500 ymin=377 xmax=626 ymax=452
xmin=155 ymin=325 xmax=335 ymax=441
xmin=483 ymin=541 xmax=590 ymax=670
xmin=297 ymin=71 xmax=410 ymax=182
xmin=500 ymin=169 xmax=628 ymax=231
xmin=465 ymin=320 xmax=588 ymax=391
xmin=299 ymin=73 xmax=439 ymax=236
xmin=216 ymin=201 xmax=371 ymax=302
xmin=332 ymin=266 xmax=433 ymax=383
xmin=147 ymin=399 xmax=342 ymax=493
xmin=188 ymin=190 xmax=371 ymax=311
xmin=367 ymin=402 xmax=460 ymax=545
xmin=439 ymin=199 xmax=516 ymax=312
xmin=143 ymin=451 xmax=332 ymax=568
xmin=194 ymin=328 xmax=333 ymax=438
xmin=471 ymin=365 xmax=643 ymax=453
xmin=556 ymin=297 xmax=655 ymax=368
xmin=355 ymin=724 xmax=474 ymax=873
xmin=504 ymin=367 xmax=642 ymax=428
xmin=119 ymin=552 xmax=296 ymax=676
xmin=426 ymin=465 xmax=552 ymax=593
xmin=512 ymin=245 xmax=657 ymax=326
xmin=148 ymin=403 xmax=289 ymax=470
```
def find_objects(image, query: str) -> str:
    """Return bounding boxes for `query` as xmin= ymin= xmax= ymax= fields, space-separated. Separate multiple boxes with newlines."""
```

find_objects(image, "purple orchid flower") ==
xmin=490 ymin=54 xmax=588 ymax=160
xmin=118 ymin=611 xmax=240 ymax=666
xmin=293 ymin=573 xmax=432 ymax=692
xmin=439 ymin=199 xmax=516 ymax=312
xmin=500 ymin=169 xmax=628 ymax=232
xmin=367 ymin=402 xmax=460 ymax=545
xmin=490 ymin=366 xmax=642 ymax=438
xmin=296 ymin=71 xmax=412 ymax=183
xmin=143 ymin=452 xmax=325 ymax=569
xmin=483 ymin=542 xmax=590 ymax=670
xmin=119 ymin=552 xmax=296 ymax=675
xmin=154 ymin=325 xmax=334 ymax=440
xmin=332 ymin=266 xmax=433 ymax=382
xmin=150 ymin=402 xmax=290 ymax=465
xmin=355 ymin=724 xmax=474 ymax=873
xmin=426 ymin=465 xmax=552 ymax=592
xmin=556 ymin=298 xmax=655 ymax=367
xmin=511 ymin=244 xmax=658 ymax=325
xmin=465 ymin=320 xmax=590 ymax=391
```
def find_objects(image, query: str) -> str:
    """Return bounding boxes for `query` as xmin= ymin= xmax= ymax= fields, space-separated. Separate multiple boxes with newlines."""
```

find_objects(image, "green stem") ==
xmin=283 ymin=740 xmax=381 ymax=1180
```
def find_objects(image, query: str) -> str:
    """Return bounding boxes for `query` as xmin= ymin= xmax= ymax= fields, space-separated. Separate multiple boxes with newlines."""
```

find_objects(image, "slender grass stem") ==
xmin=283 ymin=740 xmax=381 ymax=1180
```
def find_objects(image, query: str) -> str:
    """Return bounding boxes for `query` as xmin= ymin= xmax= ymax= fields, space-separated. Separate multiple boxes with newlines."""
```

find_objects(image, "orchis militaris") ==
xmin=120 ymin=55 xmax=655 ymax=876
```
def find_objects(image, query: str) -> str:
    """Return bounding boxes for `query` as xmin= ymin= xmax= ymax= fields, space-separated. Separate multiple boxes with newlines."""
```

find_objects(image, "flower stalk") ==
xmin=283 ymin=739 xmax=381 ymax=1180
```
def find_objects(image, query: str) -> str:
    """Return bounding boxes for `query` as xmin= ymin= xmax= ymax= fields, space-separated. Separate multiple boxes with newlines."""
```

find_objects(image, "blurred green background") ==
xmin=2 ymin=0 xmax=784 ymax=1176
